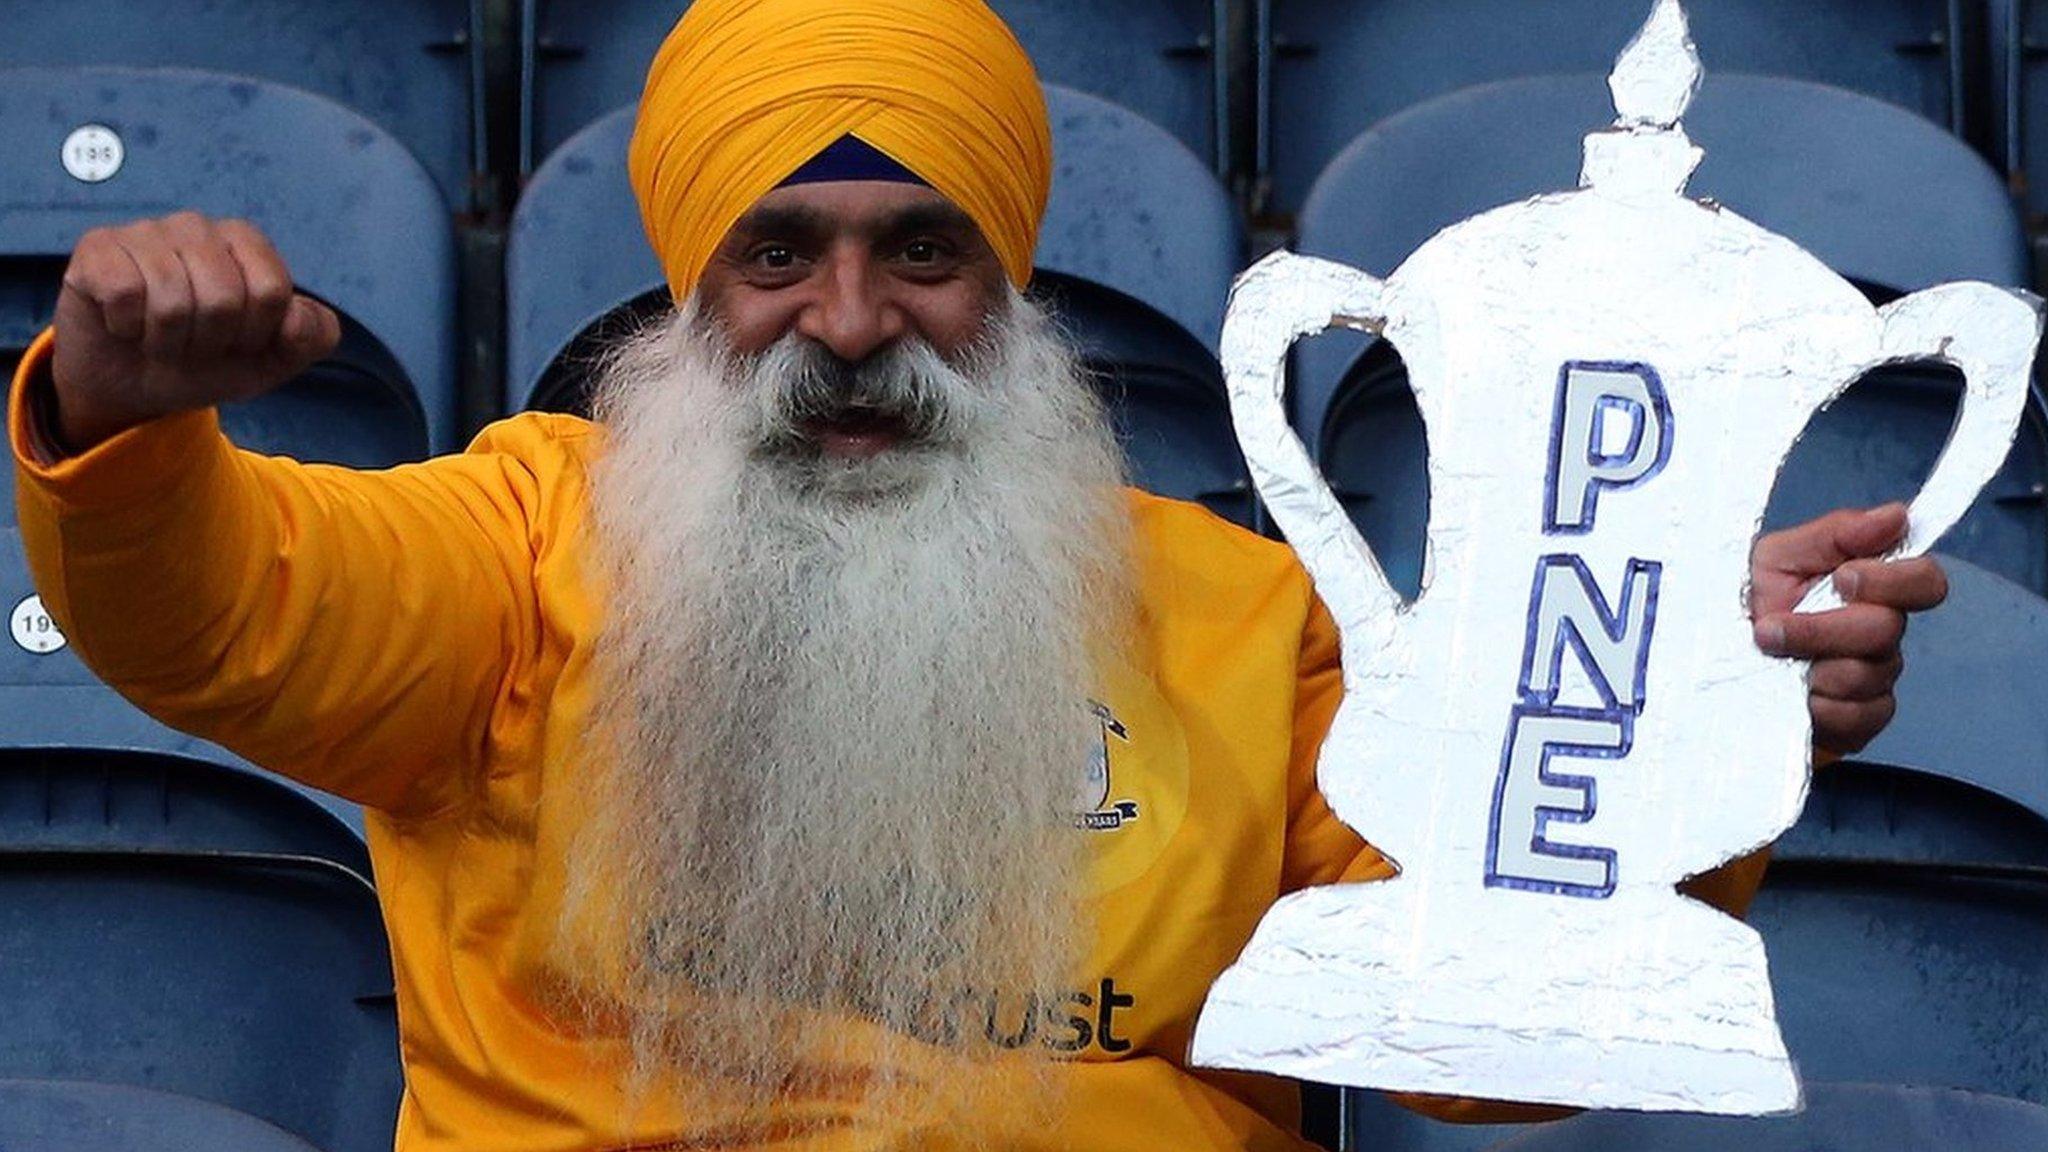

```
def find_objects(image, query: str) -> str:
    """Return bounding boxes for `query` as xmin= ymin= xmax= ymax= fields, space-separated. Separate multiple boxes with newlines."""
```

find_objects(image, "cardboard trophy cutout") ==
xmin=1190 ymin=0 xmax=2044 ymax=1115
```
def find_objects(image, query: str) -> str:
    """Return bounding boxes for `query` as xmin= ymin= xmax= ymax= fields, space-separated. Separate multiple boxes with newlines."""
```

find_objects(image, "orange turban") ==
xmin=627 ymin=0 xmax=1051 ymax=303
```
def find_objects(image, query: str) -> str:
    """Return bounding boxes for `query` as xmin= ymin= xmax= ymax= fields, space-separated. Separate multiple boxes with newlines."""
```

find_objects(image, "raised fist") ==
xmin=50 ymin=211 xmax=341 ymax=451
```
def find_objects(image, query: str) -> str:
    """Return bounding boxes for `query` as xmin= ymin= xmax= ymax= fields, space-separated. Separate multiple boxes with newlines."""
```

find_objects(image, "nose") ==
xmin=794 ymin=246 xmax=907 ymax=363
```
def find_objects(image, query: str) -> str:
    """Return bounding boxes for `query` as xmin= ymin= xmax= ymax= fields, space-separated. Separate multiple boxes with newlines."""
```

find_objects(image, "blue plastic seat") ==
xmin=0 ymin=1 xmax=486 ymax=212
xmin=1488 ymin=1082 xmax=2048 ymax=1151
xmin=1852 ymin=553 xmax=2048 ymax=832
xmin=1734 ymin=556 xmax=2048 ymax=1101
xmin=1294 ymin=74 xmax=2043 ymax=600
xmin=0 ymin=68 xmax=457 ymax=452
xmin=507 ymin=86 xmax=1257 ymax=523
xmin=519 ymin=0 xmax=1228 ymax=172
xmin=0 ymin=67 xmax=465 ymax=837
xmin=0 ymin=756 xmax=400 ymax=1152
xmin=1260 ymin=0 xmax=1987 ymax=212
xmin=0 ymin=1079 xmax=323 ymax=1152
xmin=1746 ymin=854 xmax=2048 ymax=1102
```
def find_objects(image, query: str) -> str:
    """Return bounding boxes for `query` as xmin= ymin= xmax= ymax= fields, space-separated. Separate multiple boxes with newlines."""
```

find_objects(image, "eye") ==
xmin=903 ymin=239 xmax=943 ymax=264
xmin=750 ymin=244 xmax=797 ymax=269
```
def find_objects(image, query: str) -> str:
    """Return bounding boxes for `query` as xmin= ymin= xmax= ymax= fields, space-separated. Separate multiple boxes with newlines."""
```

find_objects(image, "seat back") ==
xmin=520 ymin=0 xmax=1226 ymax=170
xmin=1263 ymin=0 xmax=1984 ymax=211
xmin=1 ymin=1 xmax=484 ymax=211
xmin=505 ymin=105 xmax=659 ymax=413
xmin=1296 ymin=74 xmax=2043 ymax=596
xmin=1490 ymin=1082 xmax=2048 ymax=1151
xmin=0 ymin=749 xmax=372 ymax=874
xmin=0 ymin=1079 xmax=323 ymax=1152
xmin=1035 ymin=86 xmax=1253 ymax=524
xmin=0 ymin=67 xmax=451 ymax=835
xmin=0 ymin=755 xmax=399 ymax=1152
xmin=1757 ymin=567 xmax=2048 ymax=1101
xmin=1747 ymin=862 xmax=2048 ymax=1101
xmin=0 ymin=67 xmax=456 ymax=451
xmin=1856 ymin=554 xmax=2048 ymax=823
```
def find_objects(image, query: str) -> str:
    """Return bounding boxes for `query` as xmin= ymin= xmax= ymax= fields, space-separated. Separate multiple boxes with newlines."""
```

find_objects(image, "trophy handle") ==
xmin=1795 ymin=282 xmax=2045 ymax=614
xmin=1222 ymin=251 xmax=1405 ymax=648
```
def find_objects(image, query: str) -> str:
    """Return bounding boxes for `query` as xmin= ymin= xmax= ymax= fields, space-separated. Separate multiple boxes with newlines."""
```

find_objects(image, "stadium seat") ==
xmin=0 ymin=1079 xmax=323 ymax=1152
xmin=1741 ymin=558 xmax=2048 ymax=1100
xmin=1294 ymin=74 xmax=2043 ymax=600
xmin=1487 ymin=1082 xmax=2048 ymax=1151
xmin=520 ymin=0 xmax=1228 ymax=172
xmin=1853 ymin=553 xmax=2048 ymax=832
xmin=507 ymin=86 xmax=1259 ymax=524
xmin=0 ymin=756 xmax=400 ymax=1152
xmin=1748 ymin=839 xmax=2048 ymax=1102
xmin=0 ymin=1 xmax=486 ymax=213
xmin=0 ymin=66 xmax=465 ymax=835
xmin=1259 ymin=0 xmax=1988 ymax=212
xmin=0 ymin=67 xmax=456 ymax=451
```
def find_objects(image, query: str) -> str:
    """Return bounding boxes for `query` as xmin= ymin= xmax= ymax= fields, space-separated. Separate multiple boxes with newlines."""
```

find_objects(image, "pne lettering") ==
xmin=1486 ymin=362 xmax=1670 ymax=899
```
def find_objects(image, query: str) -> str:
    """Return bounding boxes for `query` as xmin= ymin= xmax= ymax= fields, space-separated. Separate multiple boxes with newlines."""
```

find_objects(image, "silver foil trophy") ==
xmin=1191 ymin=0 xmax=2043 ymax=1114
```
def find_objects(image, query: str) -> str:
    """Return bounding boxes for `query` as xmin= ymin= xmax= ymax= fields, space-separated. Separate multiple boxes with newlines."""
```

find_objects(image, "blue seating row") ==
xmin=13 ymin=1 xmax=2048 ymax=216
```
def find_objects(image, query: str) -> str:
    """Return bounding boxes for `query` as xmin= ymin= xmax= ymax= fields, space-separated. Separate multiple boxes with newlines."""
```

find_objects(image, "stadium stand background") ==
xmin=5 ymin=1 xmax=2048 ymax=1149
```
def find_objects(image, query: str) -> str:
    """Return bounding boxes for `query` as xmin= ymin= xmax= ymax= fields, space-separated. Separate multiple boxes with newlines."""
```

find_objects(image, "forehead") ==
xmin=726 ymin=181 xmax=984 ymax=240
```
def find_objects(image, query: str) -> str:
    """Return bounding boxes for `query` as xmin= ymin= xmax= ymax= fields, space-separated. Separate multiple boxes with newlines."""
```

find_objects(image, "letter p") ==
xmin=1545 ymin=361 xmax=1673 ymax=533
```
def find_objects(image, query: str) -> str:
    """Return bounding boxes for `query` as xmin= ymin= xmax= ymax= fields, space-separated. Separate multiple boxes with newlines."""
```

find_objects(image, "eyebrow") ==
xmin=726 ymin=200 xmax=981 ymax=247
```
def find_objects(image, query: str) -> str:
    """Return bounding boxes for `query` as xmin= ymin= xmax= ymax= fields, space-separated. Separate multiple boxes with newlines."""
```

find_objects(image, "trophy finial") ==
xmin=1610 ymin=0 xmax=1701 ymax=130
xmin=1583 ymin=0 xmax=1704 ymax=192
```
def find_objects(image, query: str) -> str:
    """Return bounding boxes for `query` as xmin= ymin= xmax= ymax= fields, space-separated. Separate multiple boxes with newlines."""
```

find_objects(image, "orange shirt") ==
xmin=9 ymin=328 xmax=1401 ymax=1150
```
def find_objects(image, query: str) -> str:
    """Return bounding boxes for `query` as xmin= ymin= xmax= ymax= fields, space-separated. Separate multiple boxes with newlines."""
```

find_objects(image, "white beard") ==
xmin=561 ymin=291 xmax=1135 ymax=1132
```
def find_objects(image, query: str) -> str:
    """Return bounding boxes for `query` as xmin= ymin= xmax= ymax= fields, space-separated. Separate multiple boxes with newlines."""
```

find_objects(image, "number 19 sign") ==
xmin=1192 ymin=0 xmax=2041 ymax=1114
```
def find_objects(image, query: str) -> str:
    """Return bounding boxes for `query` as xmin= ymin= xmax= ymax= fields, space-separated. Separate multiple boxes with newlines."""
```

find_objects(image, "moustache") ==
xmin=754 ymin=338 xmax=965 ymax=456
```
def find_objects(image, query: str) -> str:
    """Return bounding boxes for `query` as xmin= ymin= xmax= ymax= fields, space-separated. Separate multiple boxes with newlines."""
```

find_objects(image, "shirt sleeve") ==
xmin=10 ymin=327 xmax=552 ymax=817
xmin=1279 ymin=586 xmax=1397 ymax=893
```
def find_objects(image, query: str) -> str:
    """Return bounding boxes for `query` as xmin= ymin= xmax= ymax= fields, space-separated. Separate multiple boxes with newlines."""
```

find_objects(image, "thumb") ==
xmin=271 ymin=294 xmax=342 ymax=374
xmin=1831 ymin=502 xmax=1910 ymax=563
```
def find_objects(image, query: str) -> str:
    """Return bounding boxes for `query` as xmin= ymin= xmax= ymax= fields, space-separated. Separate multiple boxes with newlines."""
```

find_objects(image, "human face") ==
xmin=696 ymin=182 xmax=1008 ymax=456
xmin=698 ymin=181 xmax=1008 ymax=358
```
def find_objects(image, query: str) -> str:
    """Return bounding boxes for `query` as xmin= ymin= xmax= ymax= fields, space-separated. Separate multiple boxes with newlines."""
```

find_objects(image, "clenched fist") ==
xmin=50 ymin=211 xmax=340 ymax=451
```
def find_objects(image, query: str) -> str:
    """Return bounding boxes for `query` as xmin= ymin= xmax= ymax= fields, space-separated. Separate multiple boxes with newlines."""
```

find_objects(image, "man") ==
xmin=11 ymin=0 xmax=1941 ymax=1148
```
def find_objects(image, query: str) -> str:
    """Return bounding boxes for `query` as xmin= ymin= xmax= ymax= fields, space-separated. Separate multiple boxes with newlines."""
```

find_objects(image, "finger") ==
xmin=1808 ymin=652 xmax=1904 ymax=702
xmin=165 ymin=215 xmax=248 ymax=360
xmin=1754 ymin=505 xmax=1909 ymax=579
xmin=1810 ymin=693 xmax=1896 ymax=755
xmin=61 ymin=228 xmax=150 ymax=342
xmin=1834 ymin=555 xmax=1948 ymax=613
xmin=1755 ymin=602 xmax=1905 ymax=660
xmin=120 ymin=220 xmax=197 ymax=361
xmin=216 ymin=219 xmax=293 ymax=357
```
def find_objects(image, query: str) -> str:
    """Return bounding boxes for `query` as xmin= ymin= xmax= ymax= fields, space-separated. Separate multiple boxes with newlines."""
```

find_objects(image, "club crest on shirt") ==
xmin=1077 ymin=699 xmax=1140 ymax=831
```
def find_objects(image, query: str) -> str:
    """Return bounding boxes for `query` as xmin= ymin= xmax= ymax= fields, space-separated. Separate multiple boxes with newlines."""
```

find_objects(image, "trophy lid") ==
xmin=1583 ymin=0 xmax=1705 ymax=195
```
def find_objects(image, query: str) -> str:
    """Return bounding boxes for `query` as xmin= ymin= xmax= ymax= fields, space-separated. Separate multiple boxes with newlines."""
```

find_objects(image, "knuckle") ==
xmin=1877 ymin=611 xmax=1906 ymax=648
xmin=100 ymin=279 xmax=146 ymax=312
xmin=247 ymin=274 xmax=292 ymax=310
xmin=192 ymin=292 xmax=239 ymax=327
xmin=146 ymin=293 xmax=192 ymax=329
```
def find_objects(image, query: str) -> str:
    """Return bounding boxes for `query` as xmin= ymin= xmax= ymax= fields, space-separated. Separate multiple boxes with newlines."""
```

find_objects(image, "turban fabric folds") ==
xmin=628 ymin=0 xmax=1052 ymax=302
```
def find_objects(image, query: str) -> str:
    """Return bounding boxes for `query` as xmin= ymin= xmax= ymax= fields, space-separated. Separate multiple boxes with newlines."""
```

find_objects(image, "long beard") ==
xmin=561 ymin=293 xmax=1135 ymax=1135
